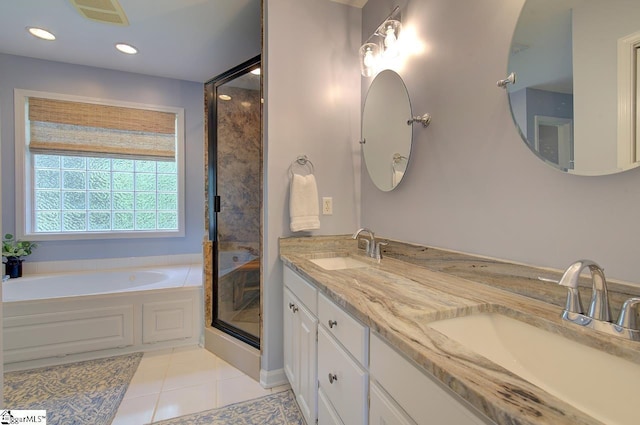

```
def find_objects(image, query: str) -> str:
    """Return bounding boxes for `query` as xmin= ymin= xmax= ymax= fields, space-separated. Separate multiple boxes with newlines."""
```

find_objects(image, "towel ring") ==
xmin=288 ymin=155 xmax=315 ymax=178
xmin=392 ymin=153 xmax=407 ymax=164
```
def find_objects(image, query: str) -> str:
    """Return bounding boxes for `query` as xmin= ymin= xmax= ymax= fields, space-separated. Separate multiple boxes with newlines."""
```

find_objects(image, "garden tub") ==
xmin=2 ymin=264 xmax=203 ymax=371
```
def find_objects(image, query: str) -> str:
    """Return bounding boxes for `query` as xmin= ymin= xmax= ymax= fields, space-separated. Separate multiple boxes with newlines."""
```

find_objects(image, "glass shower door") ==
xmin=207 ymin=56 xmax=261 ymax=347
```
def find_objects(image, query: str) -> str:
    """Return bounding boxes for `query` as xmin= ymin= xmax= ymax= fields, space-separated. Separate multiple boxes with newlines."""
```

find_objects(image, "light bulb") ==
xmin=384 ymin=25 xmax=397 ymax=49
xmin=363 ymin=48 xmax=375 ymax=68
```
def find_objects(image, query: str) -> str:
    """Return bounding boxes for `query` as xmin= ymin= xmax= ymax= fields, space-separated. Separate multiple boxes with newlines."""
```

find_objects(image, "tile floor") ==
xmin=112 ymin=346 xmax=290 ymax=425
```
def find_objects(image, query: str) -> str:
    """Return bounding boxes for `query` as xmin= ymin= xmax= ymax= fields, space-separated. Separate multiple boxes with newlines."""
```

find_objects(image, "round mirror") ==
xmin=362 ymin=70 xmax=412 ymax=191
xmin=507 ymin=0 xmax=640 ymax=175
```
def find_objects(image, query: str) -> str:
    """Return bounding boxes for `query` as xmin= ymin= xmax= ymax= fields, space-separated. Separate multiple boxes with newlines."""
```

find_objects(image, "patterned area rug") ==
xmin=4 ymin=353 xmax=143 ymax=425
xmin=152 ymin=390 xmax=306 ymax=425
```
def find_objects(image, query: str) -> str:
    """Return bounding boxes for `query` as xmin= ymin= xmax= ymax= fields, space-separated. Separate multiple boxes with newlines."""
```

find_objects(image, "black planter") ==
xmin=4 ymin=257 xmax=23 ymax=278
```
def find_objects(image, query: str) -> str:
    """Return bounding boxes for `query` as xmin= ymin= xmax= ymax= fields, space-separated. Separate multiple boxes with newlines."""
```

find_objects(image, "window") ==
xmin=15 ymin=89 xmax=185 ymax=240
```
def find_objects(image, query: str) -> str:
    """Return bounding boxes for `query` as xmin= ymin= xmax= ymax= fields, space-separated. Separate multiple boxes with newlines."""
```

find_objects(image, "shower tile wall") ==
xmin=216 ymin=86 xmax=261 ymax=331
xmin=203 ymin=84 xmax=262 ymax=328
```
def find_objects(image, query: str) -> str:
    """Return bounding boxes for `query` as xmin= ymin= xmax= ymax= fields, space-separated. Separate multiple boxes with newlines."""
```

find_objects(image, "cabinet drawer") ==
xmin=318 ymin=326 xmax=368 ymax=425
xmin=370 ymin=380 xmax=416 ymax=425
xmin=284 ymin=266 xmax=317 ymax=315
xmin=318 ymin=387 xmax=344 ymax=425
xmin=370 ymin=333 xmax=490 ymax=425
xmin=319 ymin=292 xmax=369 ymax=365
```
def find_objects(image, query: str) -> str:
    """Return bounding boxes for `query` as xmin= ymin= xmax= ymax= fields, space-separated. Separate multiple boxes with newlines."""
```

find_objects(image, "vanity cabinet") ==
xmin=284 ymin=264 xmax=489 ymax=425
xmin=283 ymin=267 xmax=318 ymax=425
xmin=370 ymin=333 xmax=492 ymax=425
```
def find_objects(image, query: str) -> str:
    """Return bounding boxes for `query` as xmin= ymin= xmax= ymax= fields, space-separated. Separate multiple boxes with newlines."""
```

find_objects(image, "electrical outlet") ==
xmin=322 ymin=197 xmax=333 ymax=215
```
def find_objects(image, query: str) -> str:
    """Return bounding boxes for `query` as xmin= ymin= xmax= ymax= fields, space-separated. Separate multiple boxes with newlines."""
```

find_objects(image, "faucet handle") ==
xmin=617 ymin=298 xmax=640 ymax=330
xmin=374 ymin=242 xmax=388 ymax=261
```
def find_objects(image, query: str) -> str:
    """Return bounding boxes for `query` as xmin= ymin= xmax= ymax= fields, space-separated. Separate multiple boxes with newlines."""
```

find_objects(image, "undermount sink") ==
xmin=427 ymin=313 xmax=640 ymax=425
xmin=308 ymin=256 xmax=370 ymax=271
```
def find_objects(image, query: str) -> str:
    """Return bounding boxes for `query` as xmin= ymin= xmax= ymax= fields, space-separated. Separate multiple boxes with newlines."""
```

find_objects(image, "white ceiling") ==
xmin=0 ymin=0 xmax=262 ymax=83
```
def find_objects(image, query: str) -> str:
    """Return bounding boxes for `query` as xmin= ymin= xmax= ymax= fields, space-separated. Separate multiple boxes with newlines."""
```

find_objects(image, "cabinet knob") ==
xmin=328 ymin=373 xmax=338 ymax=384
xmin=328 ymin=320 xmax=337 ymax=328
xmin=288 ymin=302 xmax=298 ymax=313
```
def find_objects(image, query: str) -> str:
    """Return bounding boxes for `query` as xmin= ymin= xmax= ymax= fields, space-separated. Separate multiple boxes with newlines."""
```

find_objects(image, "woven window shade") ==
xmin=28 ymin=97 xmax=176 ymax=161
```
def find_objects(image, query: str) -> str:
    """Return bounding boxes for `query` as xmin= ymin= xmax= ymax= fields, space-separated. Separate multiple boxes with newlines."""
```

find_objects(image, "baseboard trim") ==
xmin=204 ymin=326 xmax=260 ymax=381
xmin=260 ymin=367 xmax=288 ymax=389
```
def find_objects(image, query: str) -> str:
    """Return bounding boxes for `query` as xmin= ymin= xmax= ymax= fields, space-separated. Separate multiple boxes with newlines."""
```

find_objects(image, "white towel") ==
xmin=392 ymin=169 xmax=404 ymax=187
xmin=289 ymin=173 xmax=320 ymax=232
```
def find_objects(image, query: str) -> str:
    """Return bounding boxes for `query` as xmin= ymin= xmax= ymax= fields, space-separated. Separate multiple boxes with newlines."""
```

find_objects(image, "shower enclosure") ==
xmin=206 ymin=55 xmax=261 ymax=348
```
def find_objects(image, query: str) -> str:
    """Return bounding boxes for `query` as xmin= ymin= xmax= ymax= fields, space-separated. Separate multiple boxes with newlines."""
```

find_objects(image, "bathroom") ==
xmin=3 ymin=0 xmax=640 ymax=423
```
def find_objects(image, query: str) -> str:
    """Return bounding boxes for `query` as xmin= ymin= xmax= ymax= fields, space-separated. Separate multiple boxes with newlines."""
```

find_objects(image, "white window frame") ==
xmin=14 ymin=89 xmax=186 ymax=241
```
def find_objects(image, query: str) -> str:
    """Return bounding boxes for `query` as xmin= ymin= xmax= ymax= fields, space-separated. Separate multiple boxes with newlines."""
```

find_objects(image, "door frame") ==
xmin=205 ymin=54 xmax=261 ymax=349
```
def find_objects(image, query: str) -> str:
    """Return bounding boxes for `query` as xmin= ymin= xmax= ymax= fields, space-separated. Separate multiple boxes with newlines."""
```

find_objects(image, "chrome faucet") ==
xmin=555 ymin=259 xmax=640 ymax=341
xmin=352 ymin=228 xmax=386 ymax=260
xmin=352 ymin=228 xmax=376 ymax=258
xmin=558 ymin=259 xmax=611 ymax=321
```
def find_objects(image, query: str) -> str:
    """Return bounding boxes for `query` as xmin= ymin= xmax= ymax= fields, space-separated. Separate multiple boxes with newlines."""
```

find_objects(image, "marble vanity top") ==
xmin=279 ymin=235 xmax=640 ymax=425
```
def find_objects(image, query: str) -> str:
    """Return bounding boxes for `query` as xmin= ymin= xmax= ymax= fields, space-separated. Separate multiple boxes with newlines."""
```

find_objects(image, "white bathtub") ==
xmin=2 ymin=264 xmax=203 ymax=371
xmin=3 ymin=267 xmax=191 ymax=301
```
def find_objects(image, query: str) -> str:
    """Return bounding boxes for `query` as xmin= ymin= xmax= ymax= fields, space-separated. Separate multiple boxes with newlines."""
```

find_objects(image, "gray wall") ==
xmin=361 ymin=0 xmax=640 ymax=284
xmin=0 ymin=53 xmax=205 ymax=260
xmin=263 ymin=0 xmax=361 ymax=375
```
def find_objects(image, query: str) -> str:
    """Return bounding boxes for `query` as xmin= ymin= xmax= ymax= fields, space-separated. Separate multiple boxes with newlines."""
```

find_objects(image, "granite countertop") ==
xmin=279 ymin=235 xmax=640 ymax=425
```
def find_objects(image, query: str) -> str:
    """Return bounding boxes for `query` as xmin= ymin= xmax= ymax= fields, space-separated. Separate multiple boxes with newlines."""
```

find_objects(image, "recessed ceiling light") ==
xmin=218 ymin=95 xmax=231 ymax=101
xmin=251 ymin=68 xmax=261 ymax=75
xmin=27 ymin=27 xmax=56 ymax=41
xmin=115 ymin=43 xmax=138 ymax=55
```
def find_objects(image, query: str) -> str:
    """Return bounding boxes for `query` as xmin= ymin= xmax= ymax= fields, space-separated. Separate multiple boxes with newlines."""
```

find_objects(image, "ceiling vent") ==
xmin=69 ymin=0 xmax=129 ymax=26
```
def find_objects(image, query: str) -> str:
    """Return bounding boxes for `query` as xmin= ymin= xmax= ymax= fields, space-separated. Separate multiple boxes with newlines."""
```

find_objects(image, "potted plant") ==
xmin=2 ymin=233 xmax=37 ymax=278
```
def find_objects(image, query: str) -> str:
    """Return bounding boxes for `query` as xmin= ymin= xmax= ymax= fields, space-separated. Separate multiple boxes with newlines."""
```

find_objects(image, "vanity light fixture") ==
xmin=359 ymin=43 xmax=380 ymax=77
xmin=377 ymin=19 xmax=402 ymax=58
xmin=27 ymin=27 xmax=56 ymax=41
xmin=115 ymin=43 xmax=138 ymax=55
xmin=359 ymin=6 xmax=402 ymax=76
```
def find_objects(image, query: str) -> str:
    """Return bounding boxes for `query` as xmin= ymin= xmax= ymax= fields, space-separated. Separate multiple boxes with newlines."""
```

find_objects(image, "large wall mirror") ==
xmin=362 ymin=70 xmax=413 ymax=191
xmin=507 ymin=0 xmax=640 ymax=176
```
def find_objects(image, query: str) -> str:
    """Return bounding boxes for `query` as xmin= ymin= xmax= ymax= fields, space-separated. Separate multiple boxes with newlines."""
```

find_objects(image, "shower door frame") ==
xmin=206 ymin=54 xmax=261 ymax=349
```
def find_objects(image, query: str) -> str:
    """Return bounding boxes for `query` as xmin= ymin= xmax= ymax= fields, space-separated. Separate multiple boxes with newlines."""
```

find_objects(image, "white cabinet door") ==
xmin=297 ymin=299 xmax=318 ymax=424
xmin=283 ymin=287 xmax=298 ymax=393
xmin=283 ymin=285 xmax=318 ymax=425
xmin=370 ymin=380 xmax=416 ymax=425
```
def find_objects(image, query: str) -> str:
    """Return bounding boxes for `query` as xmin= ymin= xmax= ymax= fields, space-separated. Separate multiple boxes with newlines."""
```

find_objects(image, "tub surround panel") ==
xmin=280 ymin=236 xmax=640 ymax=425
xmin=4 ymin=287 xmax=202 ymax=372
